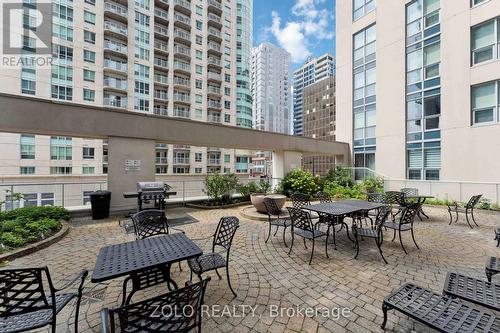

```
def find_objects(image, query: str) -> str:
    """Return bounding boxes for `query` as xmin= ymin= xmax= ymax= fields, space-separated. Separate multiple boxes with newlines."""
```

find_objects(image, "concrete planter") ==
xmin=250 ymin=194 xmax=287 ymax=214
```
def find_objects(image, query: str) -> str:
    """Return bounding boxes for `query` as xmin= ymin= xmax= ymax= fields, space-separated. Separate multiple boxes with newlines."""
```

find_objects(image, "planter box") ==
xmin=250 ymin=194 xmax=287 ymax=214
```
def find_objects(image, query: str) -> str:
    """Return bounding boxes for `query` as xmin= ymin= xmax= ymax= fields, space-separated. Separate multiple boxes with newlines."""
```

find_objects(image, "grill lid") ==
xmin=137 ymin=181 xmax=165 ymax=192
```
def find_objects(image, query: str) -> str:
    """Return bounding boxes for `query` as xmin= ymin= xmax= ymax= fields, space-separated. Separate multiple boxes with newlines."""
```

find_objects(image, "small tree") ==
xmin=203 ymin=173 xmax=238 ymax=205
xmin=0 ymin=190 xmax=24 ymax=212
xmin=280 ymin=169 xmax=320 ymax=197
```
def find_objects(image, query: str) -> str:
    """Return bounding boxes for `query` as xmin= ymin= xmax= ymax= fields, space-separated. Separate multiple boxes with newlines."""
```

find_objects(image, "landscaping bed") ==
xmin=186 ymin=198 xmax=251 ymax=210
xmin=0 ymin=206 xmax=69 ymax=255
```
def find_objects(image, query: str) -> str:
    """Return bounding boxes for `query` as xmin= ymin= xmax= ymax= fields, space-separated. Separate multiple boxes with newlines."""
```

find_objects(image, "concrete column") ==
xmin=272 ymin=150 xmax=302 ymax=187
xmin=108 ymin=137 xmax=156 ymax=211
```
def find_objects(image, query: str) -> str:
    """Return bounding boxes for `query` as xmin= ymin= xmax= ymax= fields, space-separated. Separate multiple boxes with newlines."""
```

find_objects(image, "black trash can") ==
xmin=89 ymin=191 xmax=111 ymax=220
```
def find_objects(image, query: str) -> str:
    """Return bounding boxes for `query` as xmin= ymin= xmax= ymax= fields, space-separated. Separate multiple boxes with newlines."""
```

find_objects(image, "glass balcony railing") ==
xmin=154 ymin=8 xmax=169 ymax=20
xmin=104 ymin=2 xmax=128 ymax=18
xmin=154 ymin=106 xmax=168 ymax=116
xmin=208 ymin=13 xmax=221 ymax=24
xmin=208 ymin=27 xmax=221 ymax=39
xmin=208 ymin=0 xmax=222 ymax=11
xmin=104 ymin=20 xmax=128 ymax=36
xmin=155 ymin=157 xmax=168 ymax=164
xmin=173 ymin=76 xmax=190 ymax=87
xmin=154 ymin=74 xmax=169 ymax=85
xmin=208 ymin=57 xmax=221 ymax=67
xmin=174 ymin=12 xmax=190 ymax=26
xmin=173 ymin=107 xmax=190 ymax=118
xmin=173 ymin=0 xmax=191 ymax=13
xmin=154 ymin=90 xmax=168 ymax=100
xmin=174 ymin=61 xmax=191 ymax=72
xmin=207 ymin=72 xmax=222 ymax=81
xmin=174 ymin=45 xmax=191 ymax=57
xmin=104 ymin=40 xmax=128 ymax=54
xmin=104 ymin=58 xmax=127 ymax=71
xmin=208 ymin=42 xmax=221 ymax=53
xmin=103 ymin=77 xmax=127 ymax=90
xmin=207 ymin=99 xmax=221 ymax=109
xmin=207 ymin=85 xmax=221 ymax=95
xmin=154 ymin=41 xmax=169 ymax=53
xmin=154 ymin=24 xmax=168 ymax=35
xmin=173 ymin=92 xmax=190 ymax=103
xmin=104 ymin=96 xmax=127 ymax=108
xmin=174 ymin=28 xmax=190 ymax=40
xmin=154 ymin=57 xmax=169 ymax=69
xmin=173 ymin=158 xmax=190 ymax=164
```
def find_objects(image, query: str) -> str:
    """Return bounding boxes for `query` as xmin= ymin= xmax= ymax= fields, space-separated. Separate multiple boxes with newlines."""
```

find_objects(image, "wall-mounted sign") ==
xmin=125 ymin=160 xmax=141 ymax=171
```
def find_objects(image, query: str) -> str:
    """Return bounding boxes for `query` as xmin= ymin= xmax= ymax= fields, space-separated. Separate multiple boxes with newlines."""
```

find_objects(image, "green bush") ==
xmin=360 ymin=176 xmax=384 ymax=194
xmin=280 ymin=169 xmax=321 ymax=197
xmin=325 ymin=166 xmax=354 ymax=188
xmin=323 ymin=181 xmax=365 ymax=200
xmin=0 ymin=206 xmax=66 ymax=250
xmin=203 ymin=173 xmax=238 ymax=204
xmin=236 ymin=181 xmax=260 ymax=199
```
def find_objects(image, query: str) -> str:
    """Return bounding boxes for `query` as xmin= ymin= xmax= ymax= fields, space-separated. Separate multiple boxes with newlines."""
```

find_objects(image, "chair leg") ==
xmin=381 ymin=302 xmax=391 ymax=329
xmin=178 ymin=262 xmax=182 ymax=272
xmin=226 ymin=265 xmax=237 ymax=298
xmin=455 ymin=211 xmax=458 ymax=223
xmin=52 ymin=318 xmax=57 ymax=333
xmin=325 ymin=230 xmax=329 ymax=259
xmin=74 ymin=295 xmax=82 ymax=333
xmin=215 ymin=268 xmax=222 ymax=280
xmin=274 ymin=225 xmax=279 ymax=236
xmin=303 ymin=237 xmax=308 ymax=249
xmin=377 ymin=239 xmax=388 ymax=264
xmin=398 ymin=229 xmax=407 ymax=254
xmin=309 ymin=239 xmax=315 ymax=265
xmin=121 ymin=276 xmax=131 ymax=306
xmin=465 ymin=213 xmax=473 ymax=229
xmin=190 ymin=269 xmax=193 ymax=281
xmin=391 ymin=229 xmax=396 ymax=242
xmin=448 ymin=209 xmax=453 ymax=225
xmin=354 ymin=235 xmax=359 ymax=260
xmin=288 ymin=236 xmax=294 ymax=255
xmin=282 ymin=226 xmax=288 ymax=247
xmin=265 ymin=223 xmax=272 ymax=243
xmin=331 ymin=224 xmax=337 ymax=250
xmin=471 ymin=210 xmax=478 ymax=226
xmin=410 ymin=228 xmax=419 ymax=249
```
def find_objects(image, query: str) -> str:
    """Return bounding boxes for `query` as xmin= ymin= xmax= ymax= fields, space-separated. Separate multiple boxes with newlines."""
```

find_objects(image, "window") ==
xmin=50 ymin=136 xmax=72 ymax=160
xmin=135 ymin=0 xmax=149 ymax=10
xmin=224 ymin=154 xmax=230 ymax=163
xmin=83 ymin=50 xmax=95 ymax=63
xmin=85 ymin=0 xmax=95 ymax=5
xmin=173 ymin=167 xmax=190 ymax=174
xmin=20 ymin=134 xmax=35 ymax=159
xmin=83 ymin=88 xmax=95 ymax=101
xmin=224 ymin=114 xmax=230 ymax=123
xmin=471 ymin=0 xmax=490 ymax=7
xmin=196 ymin=65 xmax=202 ymax=74
xmin=353 ymin=0 xmax=375 ymax=21
xmin=84 ymin=10 xmax=95 ymax=24
xmin=195 ymin=80 xmax=202 ymax=89
xmin=195 ymin=167 xmax=202 ymax=174
xmin=224 ymin=87 xmax=231 ymax=96
xmin=83 ymin=147 xmax=95 ymax=159
xmin=224 ymin=101 xmax=231 ymax=109
xmin=83 ymin=69 xmax=95 ymax=82
xmin=471 ymin=19 xmax=498 ymax=65
xmin=472 ymin=81 xmax=497 ymax=124
xmin=156 ymin=166 xmax=168 ymax=174
xmin=83 ymin=30 xmax=95 ymax=44
xmin=196 ymin=20 xmax=202 ymax=30
xmin=82 ymin=166 xmax=95 ymax=174
xmin=196 ymin=35 xmax=202 ymax=45
xmin=23 ymin=193 xmax=38 ymax=207
xmin=134 ymin=64 xmax=150 ymax=79
xmin=20 ymin=166 xmax=35 ymax=174
xmin=195 ymin=152 xmax=202 ymax=162
xmin=50 ymin=167 xmax=72 ymax=174
xmin=21 ymin=76 xmax=36 ymax=95
xmin=195 ymin=108 xmax=202 ymax=119
xmin=196 ymin=50 xmax=203 ymax=59
xmin=195 ymin=94 xmax=202 ymax=103
xmin=196 ymin=5 xmax=202 ymax=15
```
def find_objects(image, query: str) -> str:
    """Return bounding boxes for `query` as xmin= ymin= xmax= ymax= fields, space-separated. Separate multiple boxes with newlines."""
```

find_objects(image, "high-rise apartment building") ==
xmin=336 ymin=0 xmax=500 ymax=182
xmin=0 ymin=0 xmax=253 ymax=179
xmin=302 ymin=76 xmax=336 ymax=176
xmin=251 ymin=42 xmax=291 ymax=134
xmin=292 ymin=53 xmax=335 ymax=136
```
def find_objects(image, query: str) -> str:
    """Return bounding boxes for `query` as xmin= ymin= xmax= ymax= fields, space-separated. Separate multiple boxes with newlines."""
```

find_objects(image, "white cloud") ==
xmin=267 ymin=0 xmax=334 ymax=63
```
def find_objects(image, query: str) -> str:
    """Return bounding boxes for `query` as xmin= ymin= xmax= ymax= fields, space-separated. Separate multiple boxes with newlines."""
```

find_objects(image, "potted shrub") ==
xmin=250 ymin=180 xmax=286 ymax=213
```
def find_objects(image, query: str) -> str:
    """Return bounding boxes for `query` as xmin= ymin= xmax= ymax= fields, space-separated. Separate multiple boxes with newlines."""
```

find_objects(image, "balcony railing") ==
xmin=207 ymin=85 xmax=221 ymax=95
xmin=208 ymin=27 xmax=221 ymax=39
xmin=207 ymin=72 xmax=222 ymax=81
xmin=174 ymin=12 xmax=190 ymax=26
xmin=208 ymin=0 xmax=222 ymax=11
xmin=173 ymin=0 xmax=191 ymax=14
xmin=104 ymin=20 xmax=128 ymax=36
xmin=207 ymin=99 xmax=221 ymax=109
xmin=154 ymin=41 xmax=169 ymax=53
xmin=207 ymin=159 xmax=221 ymax=165
xmin=104 ymin=58 xmax=127 ymax=71
xmin=104 ymin=96 xmax=127 ymax=108
xmin=155 ymin=0 xmax=169 ymax=7
xmin=173 ymin=107 xmax=190 ymax=118
xmin=154 ymin=8 xmax=169 ymax=21
xmin=207 ymin=13 xmax=222 ymax=25
xmin=154 ymin=106 xmax=168 ymax=116
xmin=173 ymin=61 xmax=191 ymax=72
xmin=103 ymin=77 xmax=127 ymax=90
xmin=173 ymin=158 xmax=190 ymax=164
xmin=154 ymin=73 xmax=169 ymax=85
xmin=208 ymin=42 xmax=221 ymax=53
xmin=104 ymin=40 xmax=128 ymax=54
xmin=154 ymin=57 xmax=169 ymax=69
xmin=104 ymin=2 xmax=128 ymax=18
xmin=208 ymin=114 xmax=221 ymax=123
xmin=154 ymin=90 xmax=168 ymax=100
xmin=173 ymin=76 xmax=190 ymax=87
xmin=155 ymin=157 xmax=168 ymax=164
xmin=173 ymin=92 xmax=190 ymax=103
xmin=154 ymin=24 xmax=168 ymax=35
xmin=208 ymin=57 xmax=221 ymax=67
xmin=174 ymin=28 xmax=190 ymax=41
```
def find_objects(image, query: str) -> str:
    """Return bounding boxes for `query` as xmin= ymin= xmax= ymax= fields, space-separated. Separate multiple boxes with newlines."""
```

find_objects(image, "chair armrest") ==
xmin=447 ymin=202 xmax=458 ymax=209
xmin=54 ymin=270 xmax=88 ymax=292
xmin=101 ymin=308 xmax=112 ymax=333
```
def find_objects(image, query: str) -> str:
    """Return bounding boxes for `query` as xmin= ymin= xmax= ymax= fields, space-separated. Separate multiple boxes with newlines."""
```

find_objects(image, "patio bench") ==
xmin=443 ymin=272 xmax=500 ymax=311
xmin=382 ymin=283 xmax=500 ymax=332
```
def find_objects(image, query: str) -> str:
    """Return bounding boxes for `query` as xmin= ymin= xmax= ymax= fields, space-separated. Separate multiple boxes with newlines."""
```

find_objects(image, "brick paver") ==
xmin=6 ymin=205 xmax=500 ymax=332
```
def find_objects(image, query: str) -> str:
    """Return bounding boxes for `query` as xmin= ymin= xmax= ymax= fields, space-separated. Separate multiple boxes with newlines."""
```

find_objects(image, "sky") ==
xmin=253 ymin=0 xmax=336 ymax=71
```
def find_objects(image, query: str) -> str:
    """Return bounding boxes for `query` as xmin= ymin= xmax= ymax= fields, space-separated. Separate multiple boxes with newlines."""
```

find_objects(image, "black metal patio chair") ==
xmin=122 ymin=210 xmax=184 ymax=305
xmin=384 ymin=191 xmax=408 ymax=220
xmin=316 ymin=192 xmax=332 ymax=203
xmin=353 ymin=205 xmax=392 ymax=264
xmin=263 ymin=197 xmax=291 ymax=247
xmin=401 ymin=188 xmax=418 ymax=196
xmin=447 ymin=194 xmax=482 ymax=229
xmin=383 ymin=203 xmax=421 ymax=254
xmin=366 ymin=192 xmax=386 ymax=222
xmin=287 ymin=207 xmax=329 ymax=265
xmin=0 ymin=267 xmax=88 ymax=333
xmin=188 ymin=216 xmax=239 ymax=297
xmin=290 ymin=192 xmax=321 ymax=225
xmin=101 ymin=278 xmax=210 ymax=333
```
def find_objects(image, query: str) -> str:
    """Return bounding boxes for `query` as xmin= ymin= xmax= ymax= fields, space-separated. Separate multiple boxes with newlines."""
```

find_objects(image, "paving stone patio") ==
xmin=6 ymin=204 xmax=500 ymax=333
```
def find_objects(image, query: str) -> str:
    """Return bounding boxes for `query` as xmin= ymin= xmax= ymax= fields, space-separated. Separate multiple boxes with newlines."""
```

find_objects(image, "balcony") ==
xmin=103 ymin=58 xmax=127 ymax=73
xmin=207 ymin=0 xmax=222 ymax=15
xmin=154 ymin=57 xmax=169 ymax=71
xmin=104 ymin=20 xmax=128 ymax=40
xmin=173 ymin=28 xmax=191 ymax=44
xmin=207 ymin=158 xmax=221 ymax=165
xmin=154 ymin=40 xmax=169 ymax=55
xmin=207 ymin=27 xmax=222 ymax=42
xmin=207 ymin=12 xmax=222 ymax=28
xmin=104 ymin=1 xmax=128 ymax=23
xmin=154 ymin=25 xmax=169 ymax=40
xmin=173 ymin=61 xmax=191 ymax=75
xmin=207 ymin=85 xmax=221 ymax=97
xmin=155 ymin=0 xmax=169 ymax=9
xmin=104 ymin=40 xmax=128 ymax=57
xmin=154 ymin=105 xmax=168 ymax=116
xmin=155 ymin=157 xmax=168 ymax=164
xmin=207 ymin=71 xmax=222 ymax=82
xmin=174 ymin=12 xmax=191 ymax=30
xmin=207 ymin=99 xmax=222 ymax=110
xmin=154 ymin=90 xmax=168 ymax=101
xmin=173 ymin=145 xmax=190 ymax=149
xmin=172 ymin=157 xmax=190 ymax=164
xmin=173 ymin=44 xmax=191 ymax=60
xmin=173 ymin=107 xmax=190 ymax=118
xmin=173 ymin=92 xmax=190 ymax=104
xmin=173 ymin=76 xmax=190 ymax=89
xmin=103 ymin=77 xmax=127 ymax=92
xmin=154 ymin=8 xmax=169 ymax=23
xmin=103 ymin=95 xmax=127 ymax=108
xmin=207 ymin=112 xmax=221 ymax=123
xmin=207 ymin=56 xmax=222 ymax=68
xmin=207 ymin=42 xmax=221 ymax=55
xmin=173 ymin=0 xmax=191 ymax=16
xmin=154 ymin=73 xmax=169 ymax=86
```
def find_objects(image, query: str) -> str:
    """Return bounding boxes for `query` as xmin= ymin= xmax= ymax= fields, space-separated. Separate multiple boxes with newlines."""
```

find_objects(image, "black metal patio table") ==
xmin=91 ymin=233 xmax=202 ymax=304
xmin=405 ymin=195 xmax=434 ymax=220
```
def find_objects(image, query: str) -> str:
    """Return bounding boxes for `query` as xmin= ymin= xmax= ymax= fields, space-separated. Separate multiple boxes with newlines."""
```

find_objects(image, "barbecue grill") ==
xmin=136 ymin=181 xmax=167 ymax=212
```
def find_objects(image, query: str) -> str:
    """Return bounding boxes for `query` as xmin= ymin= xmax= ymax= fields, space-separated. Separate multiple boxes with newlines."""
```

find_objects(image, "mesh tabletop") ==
xmin=334 ymin=200 xmax=385 ymax=211
xmin=385 ymin=283 xmax=500 ymax=333
xmin=405 ymin=195 xmax=434 ymax=199
xmin=443 ymin=272 xmax=500 ymax=311
xmin=91 ymin=233 xmax=202 ymax=282
xmin=302 ymin=203 xmax=362 ymax=216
